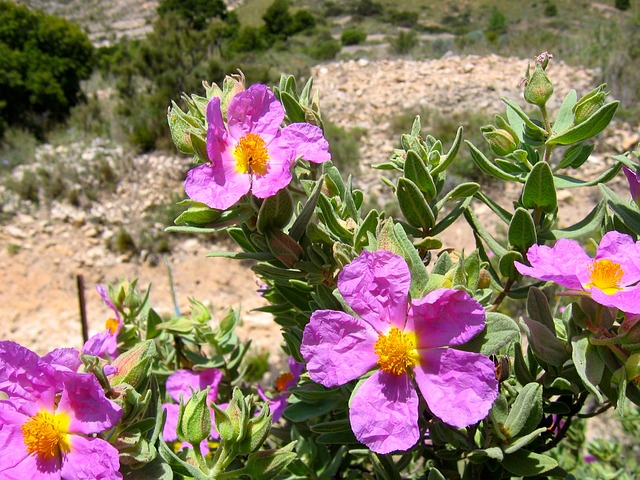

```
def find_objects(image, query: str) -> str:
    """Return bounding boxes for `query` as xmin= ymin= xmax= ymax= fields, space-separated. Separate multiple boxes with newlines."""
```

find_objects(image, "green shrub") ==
xmin=486 ymin=7 xmax=507 ymax=43
xmin=353 ymin=0 xmax=384 ymax=17
xmin=388 ymin=30 xmax=418 ymax=55
xmin=544 ymin=3 xmax=558 ymax=17
xmin=308 ymin=33 xmax=341 ymax=60
xmin=387 ymin=9 xmax=419 ymax=28
xmin=615 ymin=0 xmax=631 ymax=11
xmin=341 ymin=28 xmax=367 ymax=46
xmin=157 ymin=0 xmax=227 ymax=30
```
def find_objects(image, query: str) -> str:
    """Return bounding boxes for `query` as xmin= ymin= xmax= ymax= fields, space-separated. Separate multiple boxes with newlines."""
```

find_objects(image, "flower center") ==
xmin=587 ymin=259 xmax=624 ymax=295
xmin=21 ymin=410 xmax=71 ymax=459
xmin=374 ymin=327 xmax=419 ymax=375
xmin=234 ymin=133 xmax=269 ymax=176
xmin=275 ymin=372 xmax=294 ymax=392
xmin=105 ymin=317 xmax=119 ymax=334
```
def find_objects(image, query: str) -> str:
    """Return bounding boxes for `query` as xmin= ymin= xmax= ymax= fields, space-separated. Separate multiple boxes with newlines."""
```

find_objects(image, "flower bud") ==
xmin=573 ymin=84 xmax=608 ymax=124
xmin=237 ymin=403 xmax=272 ymax=455
xmin=524 ymin=63 xmax=554 ymax=108
xmin=177 ymin=388 xmax=212 ymax=446
xmin=481 ymin=126 xmax=518 ymax=156
xmin=211 ymin=388 xmax=250 ymax=443
xmin=108 ymin=340 xmax=156 ymax=388
xmin=478 ymin=268 xmax=492 ymax=289
xmin=625 ymin=352 xmax=640 ymax=384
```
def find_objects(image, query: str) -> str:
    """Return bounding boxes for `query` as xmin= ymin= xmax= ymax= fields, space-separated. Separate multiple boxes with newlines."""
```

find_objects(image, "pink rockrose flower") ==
xmin=300 ymin=250 xmax=498 ymax=454
xmin=515 ymin=231 xmax=640 ymax=314
xmin=0 ymin=341 xmax=123 ymax=479
xmin=82 ymin=285 xmax=123 ymax=359
xmin=257 ymin=356 xmax=304 ymax=422
xmin=185 ymin=83 xmax=331 ymax=210
xmin=161 ymin=368 xmax=223 ymax=454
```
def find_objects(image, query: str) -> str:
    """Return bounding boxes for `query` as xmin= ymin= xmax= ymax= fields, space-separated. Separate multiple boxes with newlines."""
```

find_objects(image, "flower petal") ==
xmin=227 ymin=84 xmax=284 ymax=144
xmin=301 ymin=310 xmax=378 ymax=387
xmin=250 ymin=135 xmax=294 ymax=199
xmin=162 ymin=403 xmax=179 ymax=442
xmin=0 ymin=406 xmax=35 ymax=475
xmin=349 ymin=370 xmax=420 ymax=454
xmin=409 ymin=289 xmax=486 ymax=348
xmin=206 ymin=96 xmax=231 ymax=165
xmin=42 ymin=348 xmax=82 ymax=373
xmin=414 ymin=348 xmax=497 ymax=428
xmin=58 ymin=372 xmax=122 ymax=435
xmin=591 ymin=286 xmax=640 ymax=314
xmin=96 ymin=285 xmax=120 ymax=319
xmin=61 ymin=435 xmax=122 ymax=480
xmin=82 ymin=331 xmax=118 ymax=359
xmin=280 ymin=123 xmax=331 ymax=163
xmin=515 ymin=239 xmax=589 ymax=290
xmin=595 ymin=231 xmax=640 ymax=285
xmin=166 ymin=368 xmax=223 ymax=404
xmin=185 ymin=162 xmax=250 ymax=210
xmin=0 ymin=341 xmax=57 ymax=412
xmin=338 ymin=250 xmax=411 ymax=332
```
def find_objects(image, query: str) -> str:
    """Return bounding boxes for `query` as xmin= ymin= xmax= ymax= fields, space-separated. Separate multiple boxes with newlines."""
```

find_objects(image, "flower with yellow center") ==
xmin=587 ymin=259 xmax=624 ymax=295
xmin=374 ymin=327 xmax=419 ymax=375
xmin=21 ymin=409 xmax=72 ymax=459
xmin=234 ymin=133 xmax=269 ymax=176
xmin=105 ymin=317 xmax=120 ymax=335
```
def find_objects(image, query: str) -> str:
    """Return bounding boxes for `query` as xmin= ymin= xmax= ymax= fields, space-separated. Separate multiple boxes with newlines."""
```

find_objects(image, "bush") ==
xmin=341 ymin=28 xmax=367 ymax=46
xmin=308 ymin=33 xmax=342 ymax=60
xmin=486 ymin=7 xmax=507 ymax=42
xmin=387 ymin=9 xmax=419 ymax=28
xmin=388 ymin=30 xmax=419 ymax=55
xmin=157 ymin=0 xmax=227 ymax=30
xmin=0 ymin=1 xmax=94 ymax=140
xmin=544 ymin=2 xmax=558 ymax=17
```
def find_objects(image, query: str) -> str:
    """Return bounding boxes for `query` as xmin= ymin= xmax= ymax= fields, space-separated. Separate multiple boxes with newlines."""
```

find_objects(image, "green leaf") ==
xmin=552 ymin=89 xmax=578 ymax=134
xmin=600 ymin=184 xmax=640 ymax=232
xmin=174 ymin=201 xmax=221 ymax=226
xmin=553 ymin=162 xmax=622 ymax=189
xmin=435 ymin=182 xmax=480 ymax=211
xmin=499 ymin=250 xmax=524 ymax=278
xmin=463 ymin=209 xmax=508 ymax=257
xmin=522 ymin=161 xmax=557 ymax=213
xmin=280 ymin=91 xmax=306 ymax=123
xmin=503 ymin=427 xmax=549 ymax=454
xmin=556 ymin=143 xmax=594 ymax=170
xmin=526 ymin=287 xmax=555 ymax=333
xmin=547 ymin=101 xmax=619 ymax=146
xmin=459 ymin=312 xmax=519 ymax=356
xmin=522 ymin=317 xmax=570 ymax=367
xmin=508 ymin=208 xmax=537 ymax=253
xmin=355 ymin=209 xmax=379 ymax=250
xmin=397 ymin=177 xmax=436 ymax=230
xmin=502 ymin=450 xmax=558 ymax=477
xmin=289 ymin=178 xmax=323 ymax=241
xmin=538 ymin=201 xmax=605 ymax=240
xmin=466 ymin=141 xmax=522 ymax=181
xmin=572 ymin=334 xmax=605 ymax=402
xmin=404 ymin=150 xmax=436 ymax=199
xmin=503 ymin=383 xmax=543 ymax=438
xmin=284 ymin=397 xmax=339 ymax=422
xmin=430 ymin=196 xmax=472 ymax=236
xmin=502 ymin=98 xmax=548 ymax=139
xmin=256 ymin=188 xmax=294 ymax=234
xmin=432 ymin=126 xmax=463 ymax=175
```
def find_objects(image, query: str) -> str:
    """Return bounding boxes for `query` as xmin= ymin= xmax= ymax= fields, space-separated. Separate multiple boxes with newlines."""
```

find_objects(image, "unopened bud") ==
xmin=237 ymin=403 xmax=272 ymax=455
xmin=524 ymin=63 xmax=554 ymax=107
xmin=625 ymin=352 xmax=640 ymax=384
xmin=478 ymin=268 xmax=492 ymax=289
xmin=573 ymin=84 xmax=608 ymax=124
xmin=109 ymin=340 xmax=156 ymax=388
xmin=481 ymin=126 xmax=518 ymax=156
xmin=177 ymin=388 xmax=212 ymax=445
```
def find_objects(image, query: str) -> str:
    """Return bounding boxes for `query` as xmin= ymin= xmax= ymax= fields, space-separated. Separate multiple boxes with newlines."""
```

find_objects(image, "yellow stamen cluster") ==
xmin=105 ymin=317 xmax=119 ymax=334
xmin=21 ymin=410 xmax=71 ymax=459
xmin=588 ymin=259 xmax=624 ymax=295
xmin=234 ymin=133 xmax=269 ymax=176
xmin=275 ymin=372 xmax=294 ymax=392
xmin=374 ymin=327 xmax=419 ymax=375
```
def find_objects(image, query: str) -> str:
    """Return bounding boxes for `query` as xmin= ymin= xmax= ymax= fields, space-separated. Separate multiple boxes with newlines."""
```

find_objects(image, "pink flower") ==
xmin=623 ymin=166 xmax=640 ymax=206
xmin=161 ymin=368 xmax=223 ymax=453
xmin=300 ymin=250 xmax=498 ymax=454
xmin=0 ymin=341 xmax=122 ymax=479
xmin=515 ymin=231 xmax=640 ymax=314
xmin=185 ymin=84 xmax=331 ymax=210
xmin=257 ymin=357 xmax=304 ymax=422
xmin=82 ymin=285 xmax=123 ymax=359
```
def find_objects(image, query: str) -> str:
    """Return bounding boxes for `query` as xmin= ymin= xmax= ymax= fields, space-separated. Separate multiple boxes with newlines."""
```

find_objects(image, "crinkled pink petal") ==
xmin=338 ymin=250 xmax=411 ymax=332
xmin=594 ymin=231 xmax=640 ymax=284
xmin=515 ymin=239 xmax=589 ymax=290
xmin=61 ymin=435 xmax=122 ymax=480
xmin=0 ymin=341 xmax=57 ymax=412
xmin=408 ymin=289 xmax=486 ymax=348
xmin=280 ymin=123 xmax=331 ymax=163
xmin=82 ymin=331 xmax=118 ymax=359
xmin=590 ymin=286 xmax=640 ymax=314
xmin=414 ymin=348 xmax=497 ymax=428
xmin=250 ymin=136 xmax=294 ymax=199
xmin=227 ymin=84 xmax=284 ymax=144
xmin=0 ymin=406 xmax=35 ymax=475
xmin=349 ymin=370 xmax=419 ymax=454
xmin=162 ymin=403 xmax=179 ymax=442
xmin=206 ymin=97 xmax=230 ymax=165
xmin=58 ymin=372 xmax=122 ymax=435
xmin=185 ymin=162 xmax=250 ymax=210
xmin=165 ymin=368 xmax=222 ymax=404
xmin=42 ymin=348 xmax=82 ymax=373
xmin=301 ymin=310 xmax=378 ymax=387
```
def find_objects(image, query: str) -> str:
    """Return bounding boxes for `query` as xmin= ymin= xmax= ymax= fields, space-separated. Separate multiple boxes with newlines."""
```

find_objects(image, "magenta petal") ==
xmin=206 ymin=97 xmax=231 ymax=165
xmin=0 ymin=406 xmax=33 ymax=474
xmin=414 ymin=348 xmax=497 ymax=428
xmin=623 ymin=165 xmax=640 ymax=202
xmin=61 ymin=435 xmax=122 ymax=480
xmin=227 ymin=84 xmax=284 ymax=144
xmin=166 ymin=368 xmax=222 ymax=404
xmin=42 ymin=348 xmax=82 ymax=373
xmin=82 ymin=331 xmax=118 ymax=359
xmin=515 ymin=239 xmax=589 ymax=290
xmin=96 ymin=284 xmax=120 ymax=319
xmin=280 ymin=123 xmax=331 ymax=163
xmin=338 ymin=250 xmax=411 ymax=332
xmin=58 ymin=372 xmax=122 ymax=434
xmin=162 ymin=403 xmax=179 ymax=442
xmin=595 ymin=231 xmax=640 ymax=284
xmin=301 ymin=310 xmax=378 ymax=387
xmin=250 ymin=137 xmax=294 ymax=199
xmin=409 ymin=289 xmax=486 ymax=348
xmin=185 ymin=162 xmax=250 ymax=210
xmin=349 ymin=370 xmax=420 ymax=454
xmin=591 ymin=286 xmax=640 ymax=314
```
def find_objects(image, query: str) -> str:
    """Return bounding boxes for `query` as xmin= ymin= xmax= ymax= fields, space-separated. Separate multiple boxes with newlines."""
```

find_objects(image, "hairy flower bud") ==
xmin=108 ymin=340 xmax=156 ymax=389
xmin=573 ymin=84 xmax=608 ymax=124
xmin=524 ymin=63 xmax=554 ymax=108
xmin=481 ymin=126 xmax=518 ymax=156
xmin=177 ymin=388 xmax=211 ymax=445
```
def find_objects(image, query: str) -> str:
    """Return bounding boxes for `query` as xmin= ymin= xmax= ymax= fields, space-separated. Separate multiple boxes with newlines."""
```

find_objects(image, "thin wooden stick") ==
xmin=77 ymin=274 xmax=89 ymax=343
